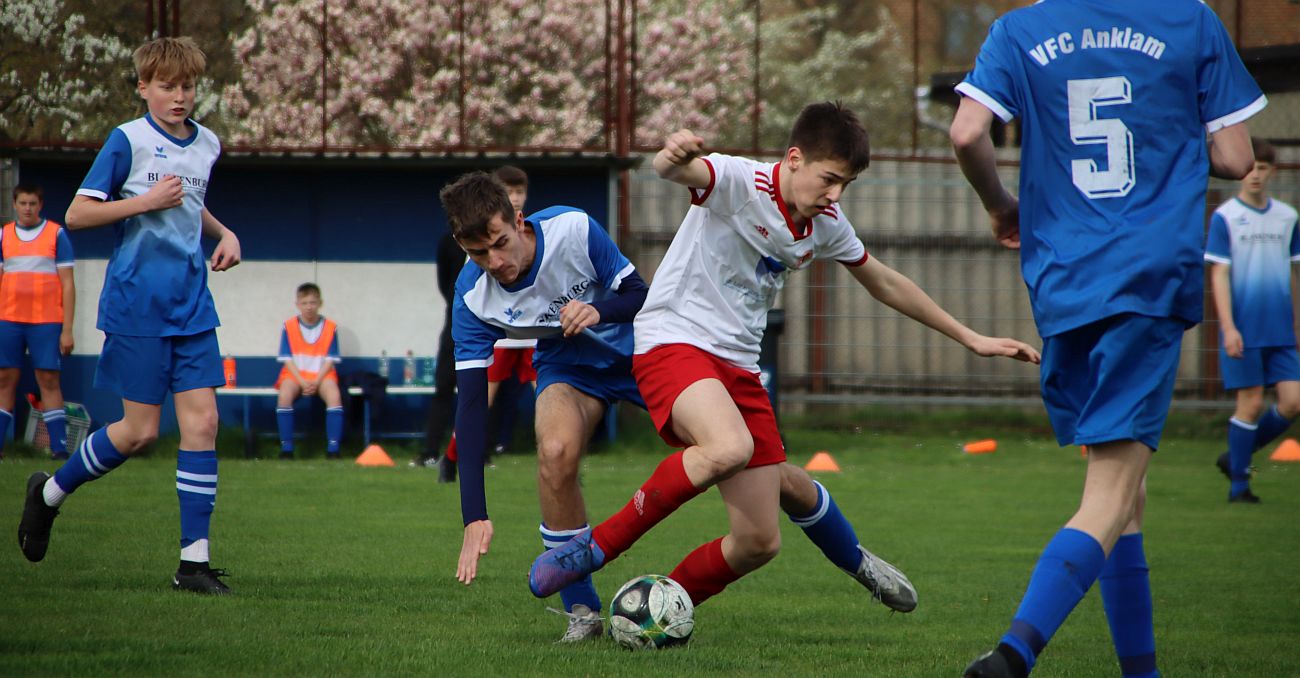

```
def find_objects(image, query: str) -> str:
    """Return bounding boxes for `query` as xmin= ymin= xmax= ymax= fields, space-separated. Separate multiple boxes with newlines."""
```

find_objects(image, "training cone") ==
xmin=1269 ymin=438 xmax=1300 ymax=462
xmin=355 ymin=444 xmax=395 ymax=467
xmin=963 ymin=439 xmax=998 ymax=455
xmin=804 ymin=451 xmax=841 ymax=472
xmin=1080 ymin=445 xmax=1088 ymax=458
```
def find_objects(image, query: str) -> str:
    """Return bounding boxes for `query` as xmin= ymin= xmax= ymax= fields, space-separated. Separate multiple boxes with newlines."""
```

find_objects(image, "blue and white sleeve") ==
xmin=76 ymin=129 xmax=132 ymax=201
xmin=1205 ymin=213 xmax=1231 ymax=264
xmin=586 ymin=215 xmax=635 ymax=290
xmin=55 ymin=229 xmax=75 ymax=267
xmin=451 ymin=299 xmax=504 ymax=370
xmin=277 ymin=329 xmax=292 ymax=362
xmin=955 ymin=19 xmax=1019 ymax=123
xmin=328 ymin=331 xmax=342 ymax=362
xmin=1197 ymin=7 xmax=1266 ymax=133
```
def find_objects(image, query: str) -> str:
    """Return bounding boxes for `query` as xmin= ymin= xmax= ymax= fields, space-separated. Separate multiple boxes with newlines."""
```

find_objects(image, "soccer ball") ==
xmin=607 ymin=574 xmax=695 ymax=650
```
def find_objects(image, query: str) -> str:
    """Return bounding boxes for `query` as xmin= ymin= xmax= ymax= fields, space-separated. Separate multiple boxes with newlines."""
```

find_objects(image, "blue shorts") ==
xmin=94 ymin=330 xmax=225 ymax=405
xmin=1040 ymin=314 xmax=1185 ymax=451
xmin=1219 ymin=345 xmax=1300 ymax=390
xmin=0 ymin=321 xmax=63 ymax=370
xmin=535 ymin=361 xmax=647 ymax=410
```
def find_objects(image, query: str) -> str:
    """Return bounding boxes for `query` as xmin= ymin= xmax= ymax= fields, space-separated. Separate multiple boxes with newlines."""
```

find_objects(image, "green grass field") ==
xmin=1 ymin=416 xmax=1298 ymax=677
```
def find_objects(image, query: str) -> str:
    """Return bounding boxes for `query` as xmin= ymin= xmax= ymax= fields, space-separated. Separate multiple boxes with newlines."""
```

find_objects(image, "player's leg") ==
xmin=968 ymin=314 xmax=1177 ymax=678
xmin=18 ymin=333 xmax=167 ymax=563
xmin=1244 ymin=349 xmax=1300 ymax=460
xmin=669 ymin=463 xmax=781 ymax=606
xmin=169 ymin=330 xmax=229 ymax=593
xmin=0 ymin=320 xmax=25 ymax=455
xmin=276 ymin=378 xmax=302 ymax=459
xmin=1099 ymin=477 xmax=1158 ymax=678
xmin=318 ymin=377 xmax=344 ymax=457
xmin=780 ymin=463 xmax=917 ymax=611
xmin=1227 ymin=385 xmax=1265 ymax=500
xmin=534 ymin=381 xmax=606 ymax=641
xmin=418 ymin=320 xmax=456 ymax=466
xmin=30 ymin=323 xmax=69 ymax=458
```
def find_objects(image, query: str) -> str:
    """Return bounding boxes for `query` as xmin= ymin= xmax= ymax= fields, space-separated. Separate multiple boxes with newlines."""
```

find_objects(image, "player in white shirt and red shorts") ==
xmin=531 ymin=102 xmax=1040 ymax=609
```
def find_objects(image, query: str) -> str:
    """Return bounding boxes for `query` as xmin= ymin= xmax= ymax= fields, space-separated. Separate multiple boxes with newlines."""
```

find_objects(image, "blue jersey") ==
xmin=1205 ymin=198 xmax=1300 ymax=348
xmin=76 ymin=114 xmax=222 ymax=337
xmin=958 ymin=0 xmax=1265 ymax=336
xmin=452 ymin=206 xmax=637 ymax=371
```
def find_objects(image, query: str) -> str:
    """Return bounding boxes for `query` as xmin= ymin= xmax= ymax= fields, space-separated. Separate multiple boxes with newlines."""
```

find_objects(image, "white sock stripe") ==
xmin=276 ymin=408 xmax=294 ymax=413
xmin=176 ymin=481 xmax=217 ymax=495
xmin=81 ymin=436 xmax=109 ymax=476
xmin=326 ymin=406 xmax=343 ymax=412
xmin=176 ymin=470 xmax=218 ymax=483
xmin=1230 ymin=417 xmax=1260 ymax=431
xmin=790 ymin=481 xmax=832 ymax=527
xmin=43 ymin=411 xmax=67 ymax=421
xmin=0 ymin=408 xmax=11 ymax=417
xmin=539 ymin=523 xmax=590 ymax=539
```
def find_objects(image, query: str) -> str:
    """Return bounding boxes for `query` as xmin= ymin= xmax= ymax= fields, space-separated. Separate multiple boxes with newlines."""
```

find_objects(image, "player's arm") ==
xmin=1208 ymin=123 xmax=1255 ymax=180
xmin=57 ymin=268 xmax=75 ymax=355
xmin=653 ymin=129 xmax=711 ymax=188
xmin=201 ymin=208 xmax=241 ymax=272
xmin=453 ymin=365 xmax=493 ymax=585
xmin=846 ymin=256 xmax=1039 ymax=363
xmin=65 ymin=179 xmax=185 ymax=230
xmin=950 ymin=97 xmax=1019 ymax=249
xmin=1210 ymin=262 xmax=1242 ymax=358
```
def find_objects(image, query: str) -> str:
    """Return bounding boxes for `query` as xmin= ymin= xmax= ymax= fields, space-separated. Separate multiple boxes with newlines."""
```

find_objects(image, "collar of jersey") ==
xmin=771 ymin=161 xmax=812 ymax=241
xmin=297 ymin=316 xmax=325 ymax=330
xmin=1232 ymin=196 xmax=1272 ymax=215
xmin=14 ymin=219 xmax=47 ymax=233
xmin=144 ymin=113 xmax=200 ymax=148
xmin=503 ymin=219 xmax=544 ymax=293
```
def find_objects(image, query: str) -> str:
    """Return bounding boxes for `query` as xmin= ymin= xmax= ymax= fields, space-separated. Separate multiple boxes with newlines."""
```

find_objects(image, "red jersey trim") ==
xmin=770 ymin=162 xmax=812 ymax=241
xmin=688 ymin=157 xmax=717 ymax=206
xmin=837 ymin=251 xmax=870 ymax=267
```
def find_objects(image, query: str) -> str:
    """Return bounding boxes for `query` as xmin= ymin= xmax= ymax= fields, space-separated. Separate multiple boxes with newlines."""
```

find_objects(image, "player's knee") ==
xmin=1235 ymin=390 xmax=1266 ymax=421
xmin=183 ymin=409 xmax=220 ymax=442
xmin=536 ymin=438 xmax=579 ymax=488
xmin=736 ymin=530 xmax=781 ymax=566
xmin=1276 ymin=396 xmax=1300 ymax=420
xmin=116 ymin=426 xmax=158 ymax=453
xmin=701 ymin=435 xmax=754 ymax=478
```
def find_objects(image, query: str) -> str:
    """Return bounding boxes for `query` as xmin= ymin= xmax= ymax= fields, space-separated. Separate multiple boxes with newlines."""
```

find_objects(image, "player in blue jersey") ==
xmin=950 ymin=2 xmax=1262 ymax=676
xmin=1205 ymin=138 xmax=1300 ymax=504
xmin=17 ymin=37 xmax=242 ymax=595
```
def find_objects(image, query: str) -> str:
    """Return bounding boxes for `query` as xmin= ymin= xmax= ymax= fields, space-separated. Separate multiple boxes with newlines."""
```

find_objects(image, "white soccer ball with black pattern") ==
xmin=608 ymin=574 xmax=694 ymax=650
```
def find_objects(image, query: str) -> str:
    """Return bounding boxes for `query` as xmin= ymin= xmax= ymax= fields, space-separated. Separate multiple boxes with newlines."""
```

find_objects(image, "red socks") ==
xmin=592 ymin=451 xmax=703 ymax=561
xmin=444 ymin=433 xmax=458 ymax=462
xmin=669 ymin=538 xmax=741 ymax=606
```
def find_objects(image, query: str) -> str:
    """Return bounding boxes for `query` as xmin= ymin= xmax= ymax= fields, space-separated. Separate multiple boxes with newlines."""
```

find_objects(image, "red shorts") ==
xmin=487 ymin=347 xmax=536 ymax=383
xmin=632 ymin=343 xmax=785 ymax=468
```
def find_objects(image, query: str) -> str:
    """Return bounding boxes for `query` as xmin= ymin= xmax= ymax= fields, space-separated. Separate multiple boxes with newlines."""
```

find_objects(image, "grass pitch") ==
xmin=1 ymin=416 xmax=1297 ymax=676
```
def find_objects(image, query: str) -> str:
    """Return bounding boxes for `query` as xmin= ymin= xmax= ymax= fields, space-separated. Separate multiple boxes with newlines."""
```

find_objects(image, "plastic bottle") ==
xmin=404 ymin=350 xmax=417 ymax=385
xmin=223 ymin=355 xmax=237 ymax=388
xmin=422 ymin=356 xmax=436 ymax=385
xmin=377 ymin=350 xmax=390 ymax=380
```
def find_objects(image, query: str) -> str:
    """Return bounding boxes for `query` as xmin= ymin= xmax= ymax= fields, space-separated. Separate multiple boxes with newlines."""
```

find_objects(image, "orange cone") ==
xmin=1080 ymin=445 xmax=1088 ymax=457
xmin=1269 ymin=438 xmax=1300 ymax=462
xmin=963 ymin=439 xmax=997 ymax=455
xmin=355 ymin=444 xmax=395 ymax=467
xmin=804 ymin=451 xmax=841 ymax=472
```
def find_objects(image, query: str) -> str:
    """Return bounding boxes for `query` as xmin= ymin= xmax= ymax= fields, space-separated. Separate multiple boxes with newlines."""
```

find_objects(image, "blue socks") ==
xmin=1251 ymin=405 xmax=1292 ymax=454
xmin=541 ymin=523 xmax=602 ymax=612
xmin=0 ymin=408 xmax=11 ymax=451
xmin=44 ymin=408 xmax=68 ymax=455
xmin=1228 ymin=417 xmax=1257 ymax=497
xmin=177 ymin=449 xmax=218 ymax=563
xmin=787 ymin=480 xmax=862 ymax=572
xmin=50 ymin=427 xmax=129 ymax=502
xmin=1001 ymin=528 xmax=1106 ymax=673
xmin=326 ymin=406 xmax=344 ymax=453
xmin=1100 ymin=534 xmax=1159 ymax=677
xmin=277 ymin=407 xmax=295 ymax=452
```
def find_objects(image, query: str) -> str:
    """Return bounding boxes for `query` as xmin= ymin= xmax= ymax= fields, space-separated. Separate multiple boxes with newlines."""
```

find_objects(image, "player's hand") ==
xmin=967 ymin=334 xmax=1041 ymax=364
xmin=1223 ymin=328 xmax=1245 ymax=359
xmin=210 ymin=229 xmax=241 ymax=271
xmin=662 ymin=129 xmax=705 ymax=166
xmin=559 ymin=300 xmax=600 ymax=337
xmin=457 ymin=519 xmax=494 ymax=585
xmin=989 ymin=196 xmax=1020 ymax=249
xmin=59 ymin=330 xmax=74 ymax=356
xmin=142 ymin=175 xmax=184 ymax=211
xmin=302 ymin=380 xmax=318 ymax=396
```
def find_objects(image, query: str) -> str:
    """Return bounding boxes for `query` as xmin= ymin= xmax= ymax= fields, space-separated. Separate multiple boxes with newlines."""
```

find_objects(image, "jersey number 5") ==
xmin=1067 ymin=76 xmax=1135 ymax=199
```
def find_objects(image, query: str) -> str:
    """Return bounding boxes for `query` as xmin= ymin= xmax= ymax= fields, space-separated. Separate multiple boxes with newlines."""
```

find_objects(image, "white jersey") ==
xmin=634 ymin=153 xmax=868 ymax=370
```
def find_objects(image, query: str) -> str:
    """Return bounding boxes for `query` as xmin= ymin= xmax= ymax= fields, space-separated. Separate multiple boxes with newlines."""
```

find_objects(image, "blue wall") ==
xmin=14 ymin=155 xmax=611 ymax=438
